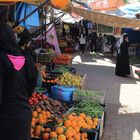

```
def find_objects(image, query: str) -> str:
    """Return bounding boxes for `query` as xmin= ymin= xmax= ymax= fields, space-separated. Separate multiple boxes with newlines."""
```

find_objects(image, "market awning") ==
xmin=70 ymin=6 xmax=140 ymax=28
xmin=88 ymin=0 xmax=125 ymax=11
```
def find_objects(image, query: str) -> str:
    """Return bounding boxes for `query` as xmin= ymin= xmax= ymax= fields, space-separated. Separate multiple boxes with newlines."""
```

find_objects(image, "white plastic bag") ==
xmin=75 ymin=43 xmax=80 ymax=51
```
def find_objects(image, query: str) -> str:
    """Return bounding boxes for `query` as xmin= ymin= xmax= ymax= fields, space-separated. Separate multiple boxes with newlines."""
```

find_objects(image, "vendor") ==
xmin=0 ymin=22 xmax=37 ymax=140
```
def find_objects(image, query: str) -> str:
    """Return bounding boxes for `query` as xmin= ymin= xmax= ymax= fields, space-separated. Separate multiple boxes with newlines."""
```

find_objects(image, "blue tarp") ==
xmin=15 ymin=3 xmax=40 ymax=29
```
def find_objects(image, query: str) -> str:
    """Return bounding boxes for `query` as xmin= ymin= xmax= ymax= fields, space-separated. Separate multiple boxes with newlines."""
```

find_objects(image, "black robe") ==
xmin=0 ymin=52 xmax=36 ymax=140
xmin=115 ymin=41 xmax=130 ymax=76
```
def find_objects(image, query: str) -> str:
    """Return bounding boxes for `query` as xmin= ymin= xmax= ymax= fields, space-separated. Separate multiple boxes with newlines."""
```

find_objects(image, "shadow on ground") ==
xmin=72 ymin=53 xmax=140 ymax=140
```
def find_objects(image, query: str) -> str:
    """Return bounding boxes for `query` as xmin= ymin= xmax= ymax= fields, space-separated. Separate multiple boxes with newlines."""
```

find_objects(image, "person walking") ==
xmin=0 ymin=22 xmax=37 ymax=140
xmin=97 ymin=33 xmax=103 ymax=52
xmin=89 ymin=29 xmax=98 ymax=54
xmin=115 ymin=33 xmax=130 ymax=77
xmin=79 ymin=32 xmax=86 ymax=55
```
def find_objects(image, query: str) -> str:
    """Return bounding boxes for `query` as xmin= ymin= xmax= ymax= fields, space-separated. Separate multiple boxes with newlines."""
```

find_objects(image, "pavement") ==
xmin=72 ymin=52 xmax=140 ymax=140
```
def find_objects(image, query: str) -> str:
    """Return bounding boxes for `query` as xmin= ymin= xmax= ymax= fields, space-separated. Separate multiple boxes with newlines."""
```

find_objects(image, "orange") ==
xmin=71 ymin=121 xmax=76 ymax=128
xmin=58 ymin=134 xmax=66 ymax=140
xmin=42 ymin=111 xmax=46 ymax=115
xmin=31 ymin=121 xmax=35 ymax=127
xmin=42 ymin=133 xmax=49 ymax=140
xmin=36 ymin=107 xmax=42 ymax=113
xmin=64 ymin=120 xmax=71 ymax=127
xmin=65 ymin=129 xmax=73 ymax=138
xmin=34 ymin=130 xmax=41 ymax=137
xmin=41 ymin=127 xmax=45 ymax=132
xmin=56 ymin=127 xmax=64 ymax=134
xmin=57 ymin=119 xmax=63 ymax=125
xmin=67 ymin=114 xmax=74 ymax=120
xmin=74 ymin=126 xmax=80 ymax=133
xmin=32 ymin=111 xmax=38 ymax=117
xmin=93 ymin=118 xmax=99 ymax=123
xmin=73 ymin=134 xmax=80 ymax=140
xmin=36 ymin=125 xmax=42 ymax=131
xmin=68 ymin=138 xmax=74 ymax=140
xmin=85 ymin=116 xmax=92 ymax=122
xmin=93 ymin=122 xmax=98 ymax=126
xmin=72 ymin=129 xmax=76 ymax=136
xmin=77 ymin=121 xmax=83 ymax=127
xmin=91 ymin=125 xmax=96 ymax=129
xmin=86 ymin=119 xmax=93 ymax=125
xmin=45 ymin=127 xmax=51 ymax=133
xmin=79 ymin=113 xmax=86 ymax=119
xmin=38 ymin=118 xmax=45 ymax=124
xmin=46 ymin=111 xmax=51 ymax=118
xmin=82 ymin=132 xmax=88 ymax=138
xmin=50 ymin=131 xmax=57 ymax=138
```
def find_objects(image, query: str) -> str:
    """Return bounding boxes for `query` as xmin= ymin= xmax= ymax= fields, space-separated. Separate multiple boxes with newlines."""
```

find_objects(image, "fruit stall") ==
xmin=30 ymin=53 xmax=106 ymax=140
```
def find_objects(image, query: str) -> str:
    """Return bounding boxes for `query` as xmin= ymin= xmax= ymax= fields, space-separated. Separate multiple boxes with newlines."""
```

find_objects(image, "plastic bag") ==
xmin=75 ymin=43 xmax=80 ymax=51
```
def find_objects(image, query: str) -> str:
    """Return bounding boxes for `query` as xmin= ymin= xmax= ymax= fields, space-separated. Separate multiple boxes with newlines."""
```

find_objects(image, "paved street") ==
xmin=72 ymin=53 xmax=140 ymax=140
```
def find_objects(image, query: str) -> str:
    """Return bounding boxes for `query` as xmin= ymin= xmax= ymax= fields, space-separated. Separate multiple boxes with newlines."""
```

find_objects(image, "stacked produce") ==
xmin=53 ymin=54 xmax=71 ymax=65
xmin=29 ymin=92 xmax=48 ymax=106
xmin=51 ymin=66 xmax=69 ymax=74
xmin=29 ymin=92 xmax=71 ymax=116
xmin=31 ymin=111 xmax=98 ymax=140
xmin=58 ymin=72 xmax=82 ymax=87
xmin=31 ymin=110 xmax=53 ymax=139
xmin=56 ymin=113 xmax=99 ymax=131
xmin=73 ymin=89 xmax=104 ymax=104
xmin=68 ymin=100 xmax=104 ymax=118
xmin=33 ymin=98 xmax=71 ymax=116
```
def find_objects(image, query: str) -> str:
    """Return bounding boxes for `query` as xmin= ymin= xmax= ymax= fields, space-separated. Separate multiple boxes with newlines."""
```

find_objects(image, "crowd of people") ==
xmin=65 ymin=23 xmax=117 ymax=56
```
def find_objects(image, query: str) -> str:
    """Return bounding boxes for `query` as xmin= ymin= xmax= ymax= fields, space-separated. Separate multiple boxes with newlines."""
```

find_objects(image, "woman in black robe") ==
xmin=0 ymin=23 xmax=37 ymax=140
xmin=115 ymin=33 xmax=130 ymax=77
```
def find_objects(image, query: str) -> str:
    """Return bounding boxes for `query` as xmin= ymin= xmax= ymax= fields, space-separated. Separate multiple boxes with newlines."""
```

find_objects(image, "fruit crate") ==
xmin=99 ymin=104 xmax=107 ymax=139
xmin=36 ymin=53 xmax=56 ymax=65
xmin=81 ymin=123 xmax=100 ymax=140
xmin=50 ymin=67 xmax=76 ymax=75
xmin=88 ymin=131 xmax=98 ymax=140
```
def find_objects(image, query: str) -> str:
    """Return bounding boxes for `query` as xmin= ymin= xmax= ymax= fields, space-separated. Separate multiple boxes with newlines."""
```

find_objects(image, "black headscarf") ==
xmin=0 ymin=23 xmax=37 ymax=96
xmin=0 ymin=23 xmax=21 ymax=55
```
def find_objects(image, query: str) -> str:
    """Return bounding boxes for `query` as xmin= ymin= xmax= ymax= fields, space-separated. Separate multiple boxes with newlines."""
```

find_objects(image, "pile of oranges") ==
xmin=31 ymin=107 xmax=99 ymax=140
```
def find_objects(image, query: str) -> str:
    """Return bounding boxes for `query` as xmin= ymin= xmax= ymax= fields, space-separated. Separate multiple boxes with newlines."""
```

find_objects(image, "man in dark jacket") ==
xmin=89 ymin=29 xmax=98 ymax=53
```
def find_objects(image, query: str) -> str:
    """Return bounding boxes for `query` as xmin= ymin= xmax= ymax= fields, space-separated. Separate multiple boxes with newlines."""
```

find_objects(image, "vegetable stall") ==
xmin=29 ymin=53 xmax=106 ymax=140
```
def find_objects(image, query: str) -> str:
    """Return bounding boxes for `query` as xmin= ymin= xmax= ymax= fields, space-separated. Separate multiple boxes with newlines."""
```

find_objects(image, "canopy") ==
xmin=88 ymin=0 xmax=125 ymax=11
xmin=70 ymin=6 xmax=140 ymax=28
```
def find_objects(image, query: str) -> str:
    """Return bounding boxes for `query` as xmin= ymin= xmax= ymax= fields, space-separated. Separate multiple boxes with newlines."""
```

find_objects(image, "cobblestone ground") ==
xmin=72 ymin=53 xmax=140 ymax=140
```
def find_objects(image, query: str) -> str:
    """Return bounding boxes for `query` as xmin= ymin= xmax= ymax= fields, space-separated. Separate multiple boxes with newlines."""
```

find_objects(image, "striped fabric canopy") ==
xmin=69 ymin=6 xmax=140 ymax=28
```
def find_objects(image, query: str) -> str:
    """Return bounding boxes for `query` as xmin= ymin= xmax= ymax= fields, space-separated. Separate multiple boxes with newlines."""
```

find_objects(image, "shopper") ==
xmin=115 ymin=33 xmax=130 ymax=77
xmin=89 ymin=28 xmax=98 ymax=54
xmin=107 ymin=35 xmax=116 ymax=55
xmin=97 ymin=33 xmax=103 ymax=52
xmin=79 ymin=32 xmax=86 ymax=55
xmin=0 ymin=23 xmax=37 ymax=140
